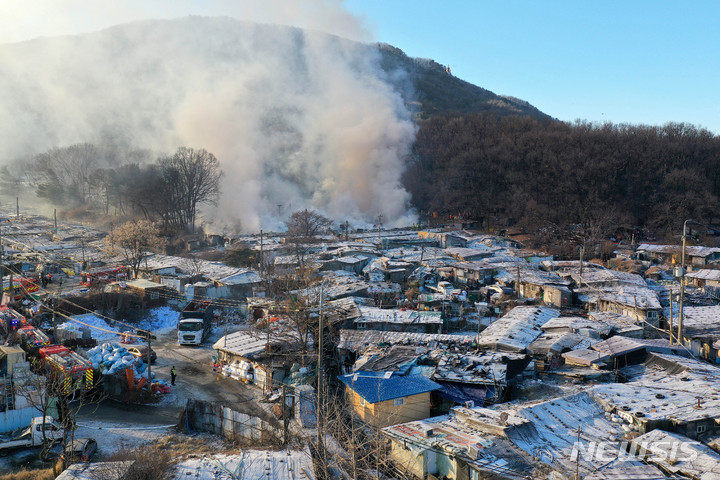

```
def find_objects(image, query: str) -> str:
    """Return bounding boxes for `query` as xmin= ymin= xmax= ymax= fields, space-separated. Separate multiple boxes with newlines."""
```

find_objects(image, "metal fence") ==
xmin=184 ymin=399 xmax=282 ymax=444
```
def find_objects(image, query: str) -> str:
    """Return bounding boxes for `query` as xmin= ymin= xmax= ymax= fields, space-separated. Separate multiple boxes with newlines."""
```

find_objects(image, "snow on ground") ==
xmin=61 ymin=314 xmax=122 ymax=342
xmin=137 ymin=307 xmax=181 ymax=334
xmin=74 ymin=420 xmax=175 ymax=457
xmin=60 ymin=307 xmax=181 ymax=342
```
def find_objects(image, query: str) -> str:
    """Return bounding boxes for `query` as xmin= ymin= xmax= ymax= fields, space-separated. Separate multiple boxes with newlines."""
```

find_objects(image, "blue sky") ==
xmin=1 ymin=0 xmax=717 ymax=133
xmin=346 ymin=1 xmax=720 ymax=133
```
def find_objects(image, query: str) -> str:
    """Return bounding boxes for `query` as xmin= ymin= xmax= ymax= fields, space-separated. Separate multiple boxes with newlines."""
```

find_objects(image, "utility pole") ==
xmin=316 ymin=281 xmax=326 ymax=468
xmin=15 ymin=197 xmax=19 ymax=221
xmin=677 ymin=220 xmax=690 ymax=346
xmin=575 ymin=425 xmax=582 ymax=480
xmin=259 ymin=229 xmax=264 ymax=277
xmin=579 ymin=245 xmax=584 ymax=288
xmin=146 ymin=333 xmax=152 ymax=387
xmin=54 ymin=209 xmax=58 ymax=234
xmin=516 ymin=265 xmax=521 ymax=299
xmin=669 ymin=293 xmax=674 ymax=344
xmin=282 ymin=384 xmax=288 ymax=445
xmin=0 ymin=224 xmax=3 ymax=304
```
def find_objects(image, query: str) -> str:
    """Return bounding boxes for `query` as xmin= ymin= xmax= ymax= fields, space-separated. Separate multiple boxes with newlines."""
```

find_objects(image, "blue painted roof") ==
xmin=338 ymin=373 xmax=441 ymax=404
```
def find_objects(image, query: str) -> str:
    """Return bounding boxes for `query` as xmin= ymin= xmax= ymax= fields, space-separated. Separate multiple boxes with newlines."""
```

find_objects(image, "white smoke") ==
xmin=0 ymin=3 xmax=417 ymax=232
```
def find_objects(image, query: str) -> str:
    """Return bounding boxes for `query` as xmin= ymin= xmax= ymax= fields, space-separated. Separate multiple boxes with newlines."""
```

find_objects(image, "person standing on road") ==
xmin=171 ymin=366 xmax=177 ymax=385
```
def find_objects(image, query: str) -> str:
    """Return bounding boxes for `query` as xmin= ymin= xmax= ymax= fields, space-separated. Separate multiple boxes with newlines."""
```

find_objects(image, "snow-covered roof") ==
xmin=562 ymin=348 xmax=610 ymax=366
xmin=56 ymin=461 xmax=134 ymax=480
xmin=452 ymin=261 xmax=497 ymax=272
xmin=590 ymin=361 xmax=720 ymax=425
xmin=382 ymin=411 xmax=535 ymax=478
xmin=355 ymin=306 xmax=443 ymax=325
xmin=142 ymin=254 xmax=260 ymax=285
xmin=476 ymin=306 xmax=559 ymax=352
xmin=631 ymin=429 xmax=720 ymax=478
xmin=507 ymin=392 xmax=646 ymax=476
xmin=527 ymin=332 xmax=597 ymax=356
xmin=541 ymin=316 xmax=613 ymax=337
xmin=337 ymin=329 xmax=475 ymax=352
xmin=576 ymin=284 xmax=662 ymax=310
xmin=591 ymin=337 xmax=682 ymax=357
xmin=571 ymin=268 xmax=647 ymax=287
xmin=443 ymin=246 xmax=494 ymax=260
xmin=637 ymin=243 xmax=720 ymax=258
xmin=497 ymin=268 xmax=570 ymax=287
xmin=636 ymin=243 xmax=681 ymax=254
xmin=685 ymin=269 xmax=720 ymax=281
xmin=677 ymin=305 xmax=720 ymax=337
xmin=171 ymin=451 xmax=315 ymax=480
xmin=333 ymin=254 xmax=368 ymax=264
xmin=213 ymin=331 xmax=275 ymax=358
xmin=433 ymin=352 xmax=526 ymax=386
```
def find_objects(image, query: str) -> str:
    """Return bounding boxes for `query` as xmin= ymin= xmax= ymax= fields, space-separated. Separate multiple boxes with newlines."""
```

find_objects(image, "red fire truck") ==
xmin=39 ymin=345 xmax=94 ymax=393
xmin=2 ymin=277 xmax=39 ymax=301
xmin=80 ymin=266 xmax=129 ymax=287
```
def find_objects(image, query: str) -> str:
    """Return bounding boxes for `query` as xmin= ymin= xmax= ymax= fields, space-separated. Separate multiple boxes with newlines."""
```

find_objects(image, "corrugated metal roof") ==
xmin=337 ymin=329 xmax=476 ymax=352
xmin=213 ymin=331 xmax=278 ymax=358
xmin=338 ymin=373 xmax=440 ymax=403
xmin=686 ymin=269 xmax=720 ymax=281
xmin=476 ymin=306 xmax=559 ymax=352
xmin=355 ymin=306 xmax=443 ymax=325
xmin=170 ymin=451 xmax=315 ymax=480
xmin=631 ymin=430 xmax=720 ymax=478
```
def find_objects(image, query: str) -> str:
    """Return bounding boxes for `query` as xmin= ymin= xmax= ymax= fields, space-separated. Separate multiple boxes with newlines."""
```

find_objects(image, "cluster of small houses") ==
xmin=6 ymin=211 xmax=720 ymax=478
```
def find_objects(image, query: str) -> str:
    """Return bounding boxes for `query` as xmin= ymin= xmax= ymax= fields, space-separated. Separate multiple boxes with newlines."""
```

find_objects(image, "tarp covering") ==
xmin=435 ymin=381 xmax=491 ymax=405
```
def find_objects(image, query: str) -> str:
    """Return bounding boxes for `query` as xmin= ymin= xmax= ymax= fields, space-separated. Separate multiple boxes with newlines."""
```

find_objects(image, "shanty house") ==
xmin=339 ymin=372 xmax=441 ymax=427
xmin=213 ymin=331 xmax=290 ymax=391
xmin=686 ymin=269 xmax=720 ymax=298
xmin=107 ymin=278 xmax=169 ymax=308
xmin=475 ymin=306 xmax=560 ymax=353
xmin=353 ymin=306 xmax=443 ymax=334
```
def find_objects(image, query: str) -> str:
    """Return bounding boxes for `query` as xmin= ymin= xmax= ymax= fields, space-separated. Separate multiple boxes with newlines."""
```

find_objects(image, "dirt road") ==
xmin=77 ymin=323 xmax=268 ymax=439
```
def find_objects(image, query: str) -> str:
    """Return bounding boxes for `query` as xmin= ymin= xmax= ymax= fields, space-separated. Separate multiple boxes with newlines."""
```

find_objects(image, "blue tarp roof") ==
xmin=338 ymin=373 xmax=441 ymax=404
xmin=435 ymin=381 xmax=493 ymax=405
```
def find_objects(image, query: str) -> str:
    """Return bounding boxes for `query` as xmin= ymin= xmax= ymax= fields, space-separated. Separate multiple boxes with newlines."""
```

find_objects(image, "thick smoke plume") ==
xmin=0 ymin=14 xmax=417 ymax=232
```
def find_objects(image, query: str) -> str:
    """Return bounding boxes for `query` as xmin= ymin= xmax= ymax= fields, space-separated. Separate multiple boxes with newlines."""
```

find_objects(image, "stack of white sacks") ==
xmin=87 ymin=343 xmax=151 ymax=379
xmin=222 ymin=360 xmax=253 ymax=382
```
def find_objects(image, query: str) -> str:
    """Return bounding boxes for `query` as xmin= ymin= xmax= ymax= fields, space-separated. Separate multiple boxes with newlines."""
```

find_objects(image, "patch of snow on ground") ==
xmin=74 ymin=420 xmax=174 ymax=456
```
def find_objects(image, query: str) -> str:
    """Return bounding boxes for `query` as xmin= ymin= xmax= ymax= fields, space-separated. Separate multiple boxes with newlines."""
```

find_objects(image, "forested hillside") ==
xmin=405 ymin=114 xmax=720 ymax=243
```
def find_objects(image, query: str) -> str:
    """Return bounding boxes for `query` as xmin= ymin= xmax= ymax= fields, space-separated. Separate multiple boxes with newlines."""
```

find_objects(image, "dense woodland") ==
xmin=405 ymin=114 xmax=720 ymax=245
xmin=3 ymin=113 xmax=720 ymax=250
xmin=0 ymin=145 xmax=221 ymax=234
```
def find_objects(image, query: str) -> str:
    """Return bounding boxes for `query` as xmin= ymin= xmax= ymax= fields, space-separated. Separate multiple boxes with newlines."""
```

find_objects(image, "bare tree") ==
xmin=286 ymin=209 xmax=334 ymax=240
xmin=285 ymin=210 xmax=334 ymax=265
xmin=158 ymin=147 xmax=222 ymax=233
xmin=31 ymin=143 xmax=99 ymax=206
xmin=15 ymin=362 xmax=102 ymax=473
xmin=103 ymin=220 xmax=165 ymax=278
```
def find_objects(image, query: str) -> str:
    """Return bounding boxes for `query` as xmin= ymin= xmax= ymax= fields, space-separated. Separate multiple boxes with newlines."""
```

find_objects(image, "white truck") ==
xmin=0 ymin=416 xmax=64 ymax=456
xmin=177 ymin=301 xmax=214 ymax=345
